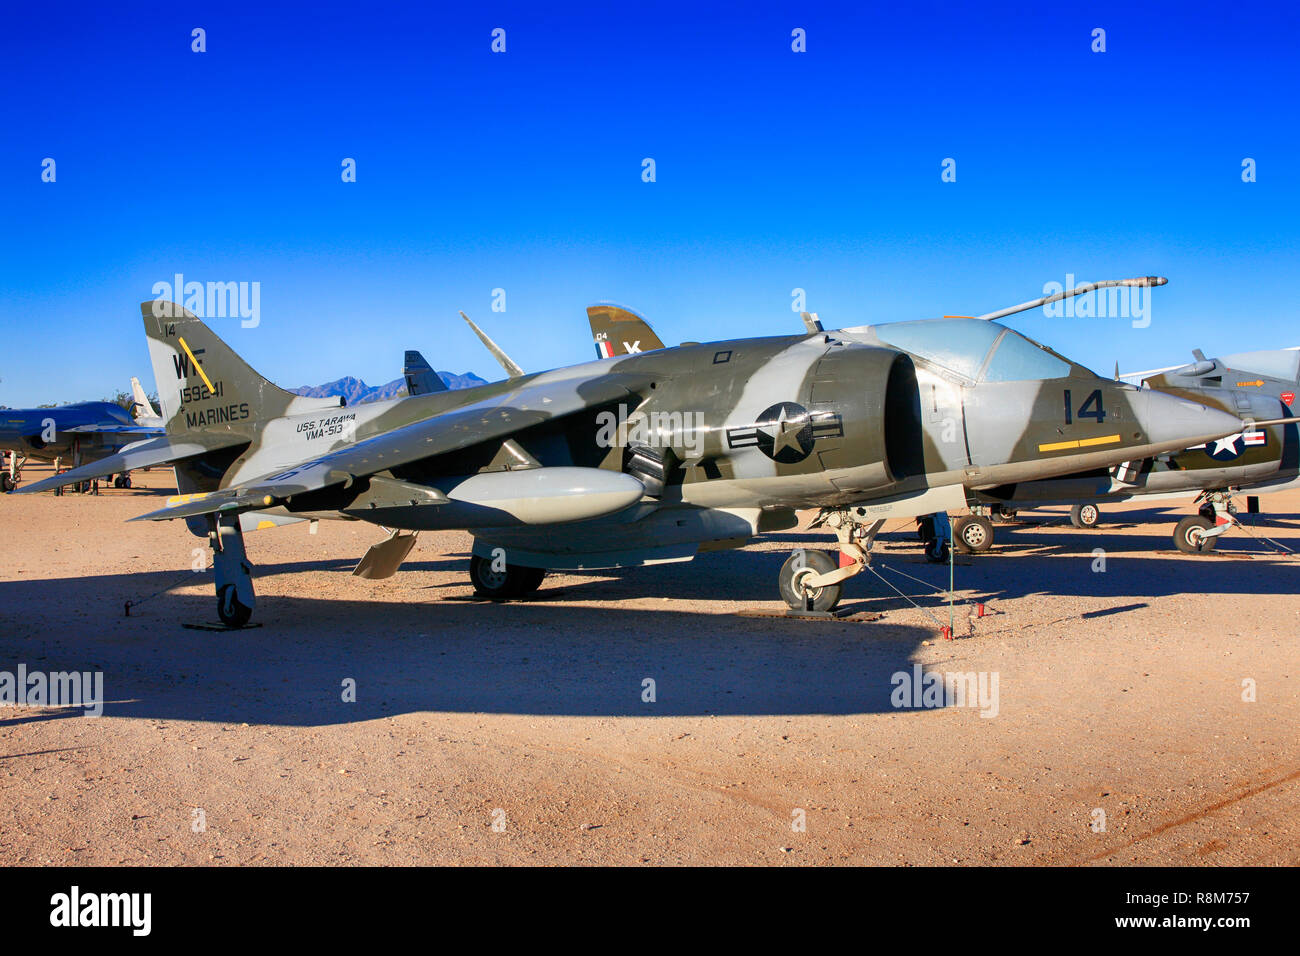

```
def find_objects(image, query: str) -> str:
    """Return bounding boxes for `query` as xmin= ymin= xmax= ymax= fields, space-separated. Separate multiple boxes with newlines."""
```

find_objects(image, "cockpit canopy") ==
xmin=851 ymin=318 xmax=1076 ymax=382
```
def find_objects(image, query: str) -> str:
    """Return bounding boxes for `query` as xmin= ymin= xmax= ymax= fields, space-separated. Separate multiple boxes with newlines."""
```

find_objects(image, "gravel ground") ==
xmin=1 ymin=463 xmax=1296 ymax=866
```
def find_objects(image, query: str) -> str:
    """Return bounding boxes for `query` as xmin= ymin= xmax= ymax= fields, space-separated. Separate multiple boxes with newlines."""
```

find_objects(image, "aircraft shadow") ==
xmin=0 ymin=569 xmax=938 ymax=725
xmin=2 ymin=500 xmax=1292 ymax=728
xmin=546 ymin=519 xmax=1297 ymax=607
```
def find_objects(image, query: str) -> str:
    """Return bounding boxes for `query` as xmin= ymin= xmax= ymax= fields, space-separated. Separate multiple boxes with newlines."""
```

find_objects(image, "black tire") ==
xmin=122 ymin=475 xmax=132 ymax=488
xmin=779 ymin=549 xmax=842 ymax=612
xmin=924 ymin=537 xmax=950 ymax=564
xmin=469 ymin=553 xmax=546 ymax=599
xmin=1174 ymin=515 xmax=1218 ymax=554
xmin=217 ymin=584 xmax=253 ymax=628
xmin=992 ymin=505 xmax=1018 ymax=523
xmin=954 ymin=515 xmax=994 ymax=553
xmin=112 ymin=475 xmax=125 ymax=488
xmin=1070 ymin=503 xmax=1100 ymax=528
xmin=0 ymin=474 xmax=13 ymax=492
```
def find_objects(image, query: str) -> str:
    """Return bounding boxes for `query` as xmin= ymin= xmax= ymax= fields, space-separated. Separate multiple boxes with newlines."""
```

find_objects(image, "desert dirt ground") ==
xmin=1 ymin=462 xmax=1297 ymax=866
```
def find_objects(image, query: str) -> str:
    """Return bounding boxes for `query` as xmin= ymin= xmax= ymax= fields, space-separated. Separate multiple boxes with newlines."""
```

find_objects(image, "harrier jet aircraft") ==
xmin=956 ymin=347 xmax=1300 ymax=553
xmin=21 ymin=281 xmax=1249 ymax=626
xmin=1 ymin=388 xmax=163 ymax=492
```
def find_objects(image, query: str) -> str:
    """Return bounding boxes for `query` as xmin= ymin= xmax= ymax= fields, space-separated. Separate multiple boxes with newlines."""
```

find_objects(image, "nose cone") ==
xmin=1132 ymin=389 xmax=1246 ymax=455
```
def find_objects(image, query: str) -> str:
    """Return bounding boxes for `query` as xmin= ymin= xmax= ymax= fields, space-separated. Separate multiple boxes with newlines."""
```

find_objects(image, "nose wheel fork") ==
xmin=778 ymin=510 xmax=886 ymax=613
xmin=1175 ymin=491 xmax=1239 ymax=554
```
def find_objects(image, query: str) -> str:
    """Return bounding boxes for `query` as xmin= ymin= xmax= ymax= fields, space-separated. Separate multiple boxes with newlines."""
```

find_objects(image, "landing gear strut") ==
xmin=211 ymin=513 xmax=255 ymax=626
xmin=916 ymin=512 xmax=952 ymax=563
xmin=2 ymin=452 xmax=20 ymax=492
xmin=1174 ymin=491 xmax=1237 ymax=554
xmin=777 ymin=507 xmax=889 ymax=612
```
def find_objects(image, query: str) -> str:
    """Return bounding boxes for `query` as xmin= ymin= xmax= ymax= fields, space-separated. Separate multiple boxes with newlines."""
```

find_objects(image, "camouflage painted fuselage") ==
xmin=28 ymin=303 xmax=1244 ymax=572
xmin=971 ymin=350 xmax=1300 ymax=508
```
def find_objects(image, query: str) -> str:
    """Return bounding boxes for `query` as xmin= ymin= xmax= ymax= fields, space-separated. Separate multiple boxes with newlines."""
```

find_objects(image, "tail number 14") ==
xmin=1063 ymin=388 xmax=1106 ymax=424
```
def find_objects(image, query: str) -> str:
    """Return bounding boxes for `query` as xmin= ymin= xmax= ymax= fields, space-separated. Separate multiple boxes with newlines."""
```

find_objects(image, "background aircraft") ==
xmin=403 ymin=350 xmax=448 ymax=396
xmin=21 ymin=286 xmax=1249 ymax=626
xmin=1 ymin=387 xmax=162 ymax=492
xmin=956 ymin=347 xmax=1300 ymax=553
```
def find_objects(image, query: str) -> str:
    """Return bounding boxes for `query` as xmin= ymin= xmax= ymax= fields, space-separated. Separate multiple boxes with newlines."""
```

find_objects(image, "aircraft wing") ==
xmin=62 ymin=424 xmax=165 ymax=435
xmin=15 ymin=433 xmax=246 ymax=494
xmin=130 ymin=371 xmax=650 ymax=521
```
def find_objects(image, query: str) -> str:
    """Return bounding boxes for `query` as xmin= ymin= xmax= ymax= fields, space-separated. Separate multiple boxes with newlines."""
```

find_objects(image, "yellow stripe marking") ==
xmin=1038 ymin=434 xmax=1121 ymax=453
xmin=166 ymin=491 xmax=213 ymax=507
xmin=177 ymin=336 xmax=215 ymax=392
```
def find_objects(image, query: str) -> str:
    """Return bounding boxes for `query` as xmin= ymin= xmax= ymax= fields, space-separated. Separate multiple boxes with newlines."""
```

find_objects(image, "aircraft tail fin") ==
xmin=404 ymin=350 xmax=448 ymax=395
xmin=587 ymin=304 xmax=666 ymax=359
xmin=130 ymin=376 xmax=162 ymax=425
xmin=141 ymin=300 xmax=342 ymax=437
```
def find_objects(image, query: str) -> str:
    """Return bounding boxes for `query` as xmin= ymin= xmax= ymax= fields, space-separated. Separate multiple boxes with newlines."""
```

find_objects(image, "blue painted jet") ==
xmin=1 ymin=393 xmax=162 ymax=492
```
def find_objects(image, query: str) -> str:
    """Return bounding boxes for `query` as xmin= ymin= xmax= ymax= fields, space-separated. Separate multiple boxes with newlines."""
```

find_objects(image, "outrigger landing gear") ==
xmin=778 ymin=507 xmax=888 ymax=613
xmin=468 ymin=553 xmax=546 ymax=599
xmin=2 ymin=452 xmax=20 ymax=492
xmin=210 ymin=513 xmax=255 ymax=626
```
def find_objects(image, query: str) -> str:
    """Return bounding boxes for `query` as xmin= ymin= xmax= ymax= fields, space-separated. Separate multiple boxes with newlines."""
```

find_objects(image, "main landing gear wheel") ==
xmin=1070 ymin=503 xmax=1100 ymax=529
xmin=953 ymin=515 xmax=994 ymax=553
xmin=1174 ymin=515 xmax=1218 ymax=554
xmin=0 ymin=474 xmax=13 ymax=492
xmin=469 ymin=554 xmax=546 ymax=599
xmin=992 ymin=505 xmax=1018 ymax=523
xmin=779 ymin=549 xmax=842 ymax=613
xmin=112 ymin=475 xmax=132 ymax=489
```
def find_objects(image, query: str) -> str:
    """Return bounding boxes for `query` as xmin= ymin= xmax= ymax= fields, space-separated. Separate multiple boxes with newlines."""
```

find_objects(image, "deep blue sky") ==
xmin=2 ymin=1 xmax=1297 ymax=405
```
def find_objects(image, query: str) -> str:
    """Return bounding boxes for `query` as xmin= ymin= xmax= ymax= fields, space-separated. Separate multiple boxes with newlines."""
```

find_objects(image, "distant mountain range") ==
xmin=289 ymin=372 xmax=488 ymax=405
